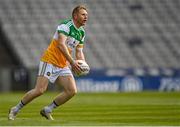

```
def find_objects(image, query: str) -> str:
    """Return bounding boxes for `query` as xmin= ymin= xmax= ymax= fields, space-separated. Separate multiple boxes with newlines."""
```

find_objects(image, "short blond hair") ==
xmin=72 ymin=5 xmax=88 ymax=18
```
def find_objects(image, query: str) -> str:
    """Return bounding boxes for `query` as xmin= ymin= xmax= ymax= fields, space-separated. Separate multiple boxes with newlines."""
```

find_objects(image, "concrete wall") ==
xmin=0 ymin=68 xmax=11 ymax=92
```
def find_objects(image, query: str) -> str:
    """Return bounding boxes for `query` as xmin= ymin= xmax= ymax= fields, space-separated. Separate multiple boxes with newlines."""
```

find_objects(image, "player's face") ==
xmin=76 ymin=9 xmax=88 ymax=26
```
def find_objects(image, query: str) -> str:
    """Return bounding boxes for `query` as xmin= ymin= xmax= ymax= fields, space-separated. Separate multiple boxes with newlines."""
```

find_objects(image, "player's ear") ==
xmin=73 ymin=13 xmax=78 ymax=20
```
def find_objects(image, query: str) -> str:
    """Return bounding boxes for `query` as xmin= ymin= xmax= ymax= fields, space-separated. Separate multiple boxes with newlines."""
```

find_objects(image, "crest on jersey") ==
xmin=46 ymin=72 xmax=51 ymax=76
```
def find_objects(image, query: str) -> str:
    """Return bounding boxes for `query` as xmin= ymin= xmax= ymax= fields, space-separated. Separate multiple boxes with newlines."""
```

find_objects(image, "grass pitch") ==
xmin=0 ymin=91 xmax=180 ymax=126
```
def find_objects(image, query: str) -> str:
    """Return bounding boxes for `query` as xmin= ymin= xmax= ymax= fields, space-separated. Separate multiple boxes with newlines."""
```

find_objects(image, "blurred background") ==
xmin=0 ymin=0 xmax=180 ymax=92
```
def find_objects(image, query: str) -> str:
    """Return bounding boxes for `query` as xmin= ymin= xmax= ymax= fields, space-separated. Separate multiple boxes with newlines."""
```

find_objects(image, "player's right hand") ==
xmin=70 ymin=60 xmax=83 ymax=76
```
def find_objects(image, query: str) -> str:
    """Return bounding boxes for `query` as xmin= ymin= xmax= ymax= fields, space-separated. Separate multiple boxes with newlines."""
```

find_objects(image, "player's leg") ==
xmin=8 ymin=61 xmax=50 ymax=120
xmin=9 ymin=61 xmax=51 ymax=120
xmin=8 ymin=76 xmax=49 ymax=120
xmin=54 ymin=75 xmax=77 ymax=105
xmin=22 ymin=76 xmax=49 ymax=104
xmin=40 ymin=75 xmax=77 ymax=120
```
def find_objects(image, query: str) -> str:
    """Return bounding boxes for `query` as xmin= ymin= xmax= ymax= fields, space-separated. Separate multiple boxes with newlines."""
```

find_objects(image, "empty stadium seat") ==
xmin=0 ymin=0 xmax=180 ymax=70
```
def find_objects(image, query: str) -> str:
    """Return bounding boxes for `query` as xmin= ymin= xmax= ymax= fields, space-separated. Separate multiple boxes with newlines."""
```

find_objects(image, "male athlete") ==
xmin=8 ymin=5 xmax=88 ymax=120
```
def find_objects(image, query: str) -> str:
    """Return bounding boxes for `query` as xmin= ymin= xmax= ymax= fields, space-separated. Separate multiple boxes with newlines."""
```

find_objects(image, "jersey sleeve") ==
xmin=77 ymin=29 xmax=86 ymax=49
xmin=81 ymin=35 xmax=85 ymax=43
xmin=77 ymin=33 xmax=85 ymax=49
xmin=57 ymin=24 xmax=70 ymax=36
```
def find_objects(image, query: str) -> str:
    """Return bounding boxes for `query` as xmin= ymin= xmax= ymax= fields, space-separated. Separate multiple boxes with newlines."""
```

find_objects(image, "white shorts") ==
xmin=38 ymin=61 xmax=73 ymax=83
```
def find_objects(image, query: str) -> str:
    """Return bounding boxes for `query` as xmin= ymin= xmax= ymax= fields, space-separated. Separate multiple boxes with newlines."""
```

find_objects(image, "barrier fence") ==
xmin=76 ymin=69 xmax=180 ymax=92
xmin=0 ymin=68 xmax=180 ymax=92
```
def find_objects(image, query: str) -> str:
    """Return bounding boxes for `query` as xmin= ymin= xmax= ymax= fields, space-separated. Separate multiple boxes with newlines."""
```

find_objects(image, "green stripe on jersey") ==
xmin=58 ymin=30 xmax=69 ymax=36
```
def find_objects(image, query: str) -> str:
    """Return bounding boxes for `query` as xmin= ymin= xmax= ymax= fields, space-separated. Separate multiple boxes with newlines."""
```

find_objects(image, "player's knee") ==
xmin=66 ymin=88 xmax=77 ymax=97
xmin=34 ymin=88 xmax=46 ymax=96
xmin=72 ymin=88 xmax=77 ymax=96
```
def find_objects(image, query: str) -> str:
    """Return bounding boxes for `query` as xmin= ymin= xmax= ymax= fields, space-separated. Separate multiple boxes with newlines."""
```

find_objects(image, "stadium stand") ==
xmin=0 ymin=0 xmax=180 ymax=72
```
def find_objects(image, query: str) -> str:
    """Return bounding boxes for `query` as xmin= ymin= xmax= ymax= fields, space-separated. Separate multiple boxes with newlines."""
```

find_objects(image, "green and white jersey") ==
xmin=53 ymin=19 xmax=86 ymax=50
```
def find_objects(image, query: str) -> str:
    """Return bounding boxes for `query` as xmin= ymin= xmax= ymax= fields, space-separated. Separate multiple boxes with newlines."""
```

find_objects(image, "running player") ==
xmin=8 ymin=5 xmax=88 ymax=120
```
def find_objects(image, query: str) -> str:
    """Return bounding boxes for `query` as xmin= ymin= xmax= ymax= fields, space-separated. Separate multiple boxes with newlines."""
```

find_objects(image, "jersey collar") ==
xmin=72 ymin=19 xmax=82 ymax=31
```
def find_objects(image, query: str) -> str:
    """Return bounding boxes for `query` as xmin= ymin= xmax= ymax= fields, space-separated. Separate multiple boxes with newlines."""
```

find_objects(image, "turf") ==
xmin=0 ymin=91 xmax=180 ymax=126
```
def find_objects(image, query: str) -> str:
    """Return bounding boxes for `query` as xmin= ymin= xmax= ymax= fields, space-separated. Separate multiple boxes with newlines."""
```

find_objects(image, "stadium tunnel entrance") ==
xmin=0 ymin=21 xmax=29 ymax=92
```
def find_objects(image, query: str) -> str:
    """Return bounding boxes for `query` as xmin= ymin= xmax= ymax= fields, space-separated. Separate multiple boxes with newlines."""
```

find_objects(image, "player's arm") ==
xmin=57 ymin=33 xmax=74 ymax=64
xmin=76 ymin=45 xmax=85 ymax=61
xmin=57 ymin=33 xmax=82 ymax=74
